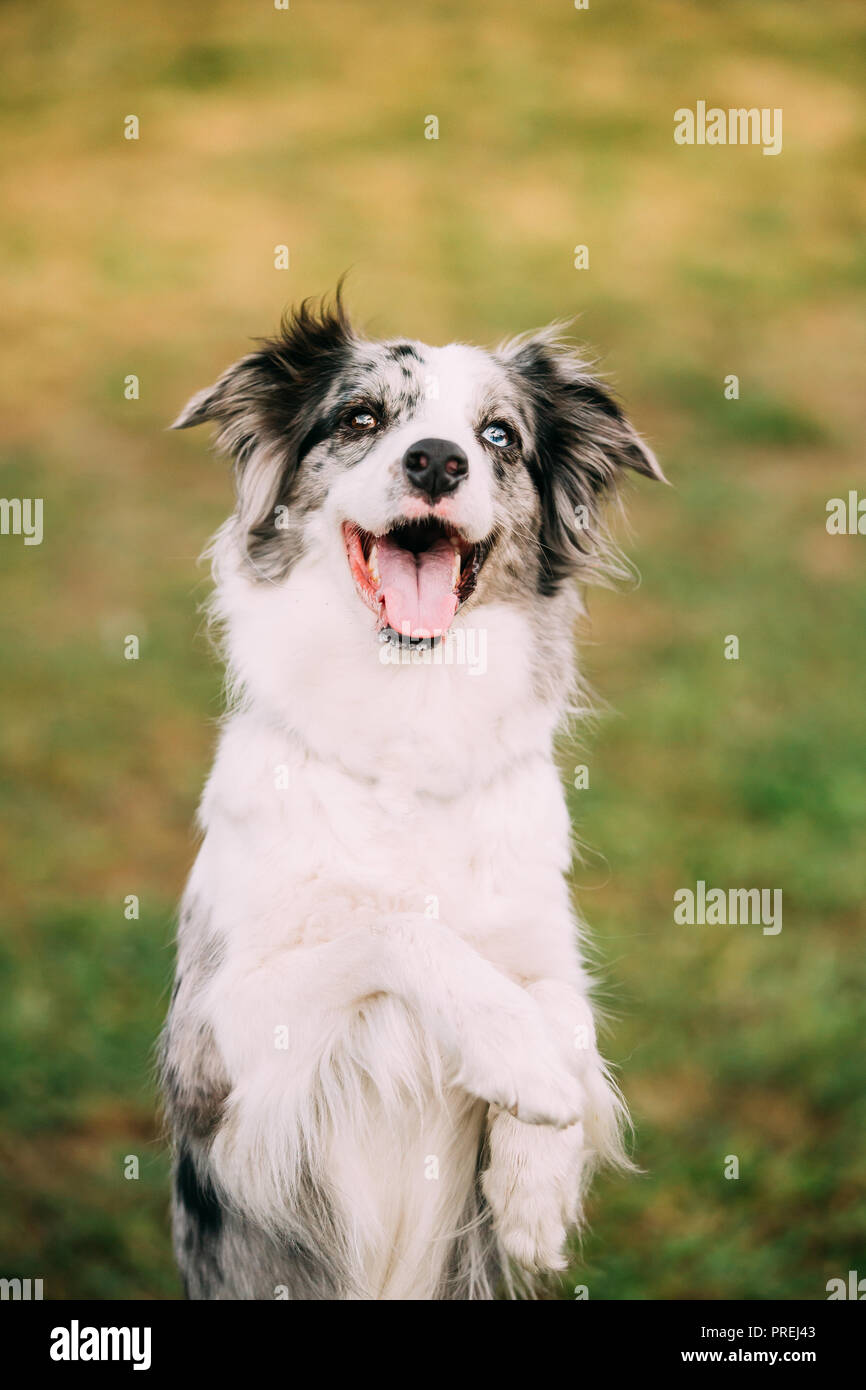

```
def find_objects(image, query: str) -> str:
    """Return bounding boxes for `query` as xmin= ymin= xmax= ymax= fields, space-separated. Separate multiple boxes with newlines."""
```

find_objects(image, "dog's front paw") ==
xmin=482 ymin=1109 xmax=587 ymax=1272
xmin=455 ymin=1003 xmax=583 ymax=1129
xmin=505 ymin=1061 xmax=583 ymax=1130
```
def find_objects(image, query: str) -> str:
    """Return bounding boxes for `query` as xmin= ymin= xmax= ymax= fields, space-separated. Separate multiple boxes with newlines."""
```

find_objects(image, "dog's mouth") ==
xmin=342 ymin=517 xmax=492 ymax=640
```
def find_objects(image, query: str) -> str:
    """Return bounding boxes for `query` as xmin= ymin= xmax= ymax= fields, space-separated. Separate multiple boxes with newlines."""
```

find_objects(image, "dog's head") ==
xmin=174 ymin=292 xmax=663 ymax=647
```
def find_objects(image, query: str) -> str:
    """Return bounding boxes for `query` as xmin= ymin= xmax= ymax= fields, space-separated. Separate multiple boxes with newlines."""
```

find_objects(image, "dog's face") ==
xmin=174 ymin=295 xmax=662 ymax=645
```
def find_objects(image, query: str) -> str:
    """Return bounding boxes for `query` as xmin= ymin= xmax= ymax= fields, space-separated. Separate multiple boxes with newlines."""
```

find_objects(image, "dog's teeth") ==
xmin=451 ymin=547 xmax=461 ymax=587
xmin=368 ymin=543 xmax=380 ymax=585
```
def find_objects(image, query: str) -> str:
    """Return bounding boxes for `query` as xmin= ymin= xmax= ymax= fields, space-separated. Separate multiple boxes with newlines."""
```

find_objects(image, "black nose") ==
xmin=402 ymin=437 xmax=469 ymax=503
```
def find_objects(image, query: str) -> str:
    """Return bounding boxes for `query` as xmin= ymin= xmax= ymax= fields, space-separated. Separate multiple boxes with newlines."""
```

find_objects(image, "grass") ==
xmin=0 ymin=0 xmax=864 ymax=1299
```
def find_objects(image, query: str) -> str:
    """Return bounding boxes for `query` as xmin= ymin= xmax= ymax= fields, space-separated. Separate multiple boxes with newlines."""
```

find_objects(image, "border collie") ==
xmin=160 ymin=292 xmax=663 ymax=1300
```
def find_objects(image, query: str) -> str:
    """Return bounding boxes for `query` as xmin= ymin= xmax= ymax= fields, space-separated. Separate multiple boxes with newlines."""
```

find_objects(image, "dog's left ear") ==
xmin=501 ymin=331 xmax=666 ymax=592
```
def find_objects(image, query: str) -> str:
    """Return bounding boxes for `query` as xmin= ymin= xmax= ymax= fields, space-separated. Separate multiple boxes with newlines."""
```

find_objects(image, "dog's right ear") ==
xmin=171 ymin=358 xmax=266 ymax=432
xmin=170 ymin=288 xmax=356 ymax=455
xmin=171 ymin=293 xmax=355 ymax=576
xmin=170 ymin=292 xmax=357 ymax=574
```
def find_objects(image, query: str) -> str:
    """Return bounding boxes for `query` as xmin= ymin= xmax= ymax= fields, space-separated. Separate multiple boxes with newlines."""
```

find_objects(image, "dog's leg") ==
xmin=211 ymin=915 xmax=585 ymax=1126
xmin=170 ymin=913 xmax=593 ymax=1295
xmin=171 ymin=1142 xmax=348 ymax=1299
xmin=379 ymin=917 xmax=587 ymax=1128
xmin=161 ymin=916 xmax=349 ymax=1299
xmin=204 ymin=916 xmax=586 ymax=1236
xmin=481 ymin=978 xmax=628 ymax=1275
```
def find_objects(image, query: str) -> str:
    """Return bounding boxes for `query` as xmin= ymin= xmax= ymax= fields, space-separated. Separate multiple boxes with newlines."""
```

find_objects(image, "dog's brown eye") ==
xmin=349 ymin=410 xmax=378 ymax=431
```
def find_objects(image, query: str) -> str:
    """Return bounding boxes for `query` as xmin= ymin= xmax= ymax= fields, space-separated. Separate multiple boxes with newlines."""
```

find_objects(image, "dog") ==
xmin=160 ymin=292 xmax=663 ymax=1300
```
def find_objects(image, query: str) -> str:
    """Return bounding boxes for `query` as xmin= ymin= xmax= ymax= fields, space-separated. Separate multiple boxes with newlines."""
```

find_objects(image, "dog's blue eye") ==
xmin=481 ymin=423 xmax=512 ymax=448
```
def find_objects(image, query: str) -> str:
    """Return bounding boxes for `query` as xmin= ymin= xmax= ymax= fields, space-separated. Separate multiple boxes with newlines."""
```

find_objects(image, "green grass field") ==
xmin=1 ymin=0 xmax=864 ymax=1299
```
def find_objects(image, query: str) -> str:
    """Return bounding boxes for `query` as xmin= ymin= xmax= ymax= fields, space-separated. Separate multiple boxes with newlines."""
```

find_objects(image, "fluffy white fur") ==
xmin=168 ymin=330 xmax=646 ymax=1301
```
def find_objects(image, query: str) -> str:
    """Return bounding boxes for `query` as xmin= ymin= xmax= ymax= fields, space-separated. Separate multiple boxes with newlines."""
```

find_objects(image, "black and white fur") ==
xmin=160 ymin=293 xmax=663 ymax=1300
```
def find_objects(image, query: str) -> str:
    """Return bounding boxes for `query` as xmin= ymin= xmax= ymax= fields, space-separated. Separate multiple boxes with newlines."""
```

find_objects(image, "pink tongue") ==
xmin=376 ymin=537 xmax=459 ymax=638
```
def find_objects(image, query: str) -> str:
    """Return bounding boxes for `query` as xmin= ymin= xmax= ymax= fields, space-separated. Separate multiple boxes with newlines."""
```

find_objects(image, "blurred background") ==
xmin=1 ymin=0 xmax=864 ymax=1299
